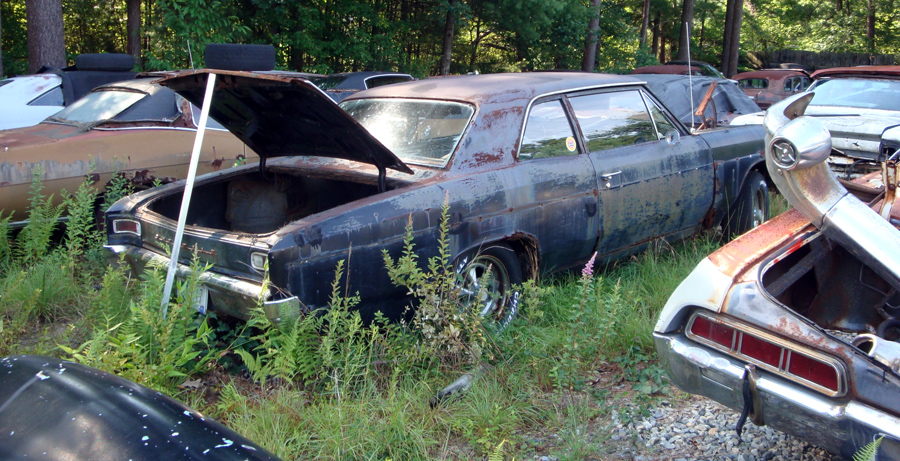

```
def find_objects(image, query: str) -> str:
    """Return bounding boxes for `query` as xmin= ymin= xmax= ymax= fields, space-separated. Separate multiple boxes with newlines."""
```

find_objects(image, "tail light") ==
xmin=687 ymin=312 xmax=845 ymax=396
xmin=112 ymin=219 xmax=141 ymax=236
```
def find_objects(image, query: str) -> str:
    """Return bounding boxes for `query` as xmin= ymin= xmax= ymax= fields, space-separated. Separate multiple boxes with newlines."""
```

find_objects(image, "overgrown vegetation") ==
xmin=2 ymin=172 xmax=744 ymax=458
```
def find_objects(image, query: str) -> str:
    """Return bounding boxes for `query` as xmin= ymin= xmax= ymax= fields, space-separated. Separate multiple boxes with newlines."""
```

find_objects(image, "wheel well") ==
xmin=457 ymin=233 xmax=540 ymax=282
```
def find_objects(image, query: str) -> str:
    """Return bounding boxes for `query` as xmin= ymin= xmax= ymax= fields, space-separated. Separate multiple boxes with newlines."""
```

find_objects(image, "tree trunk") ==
xmin=867 ymin=0 xmax=875 ymax=53
xmin=651 ymin=13 xmax=660 ymax=57
xmin=721 ymin=0 xmax=735 ymax=75
xmin=0 ymin=6 xmax=4 ymax=78
xmin=26 ymin=0 xmax=65 ymax=74
xmin=727 ymin=0 xmax=743 ymax=77
xmin=439 ymin=0 xmax=457 ymax=75
xmin=640 ymin=0 xmax=651 ymax=46
xmin=658 ymin=34 xmax=667 ymax=63
xmin=582 ymin=0 xmax=601 ymax=71
xmin=676 ymin=0 xmax=695 ymax=60
xmin=127 ymin=0 xmax=142 ymax=68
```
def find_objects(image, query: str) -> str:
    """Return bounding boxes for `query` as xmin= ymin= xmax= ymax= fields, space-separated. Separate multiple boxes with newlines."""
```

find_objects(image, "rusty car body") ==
xmin=733 ymin=68 xmax=810 ymax=109
xmin=0 ymin=77 xmax=255 ymax=226
xmin=0 ymin=355 xmax=278 ymax=459
xmin=654 ymin=93 xmax=900 ymax=458
xmin=104 ymin=70 xmax=768 ymax=326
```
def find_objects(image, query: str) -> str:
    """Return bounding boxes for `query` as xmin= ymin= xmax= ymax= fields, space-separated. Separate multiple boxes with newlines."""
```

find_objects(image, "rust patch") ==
xmin=708 ymin=208 xmax=814 ymax=279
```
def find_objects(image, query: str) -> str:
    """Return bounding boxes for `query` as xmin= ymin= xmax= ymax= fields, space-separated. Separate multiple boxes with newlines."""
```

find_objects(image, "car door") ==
xmin=567 ymin=88 xmax=713 ymax=258
xmin=513 ymin=97 xmax=600 ymax=271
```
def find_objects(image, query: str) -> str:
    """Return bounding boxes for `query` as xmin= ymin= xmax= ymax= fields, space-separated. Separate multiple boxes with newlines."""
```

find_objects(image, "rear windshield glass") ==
xmin=809 ymin=78 xmax=900 ymax=111
xmin=340 ymin=98 xmax=474 ymax=167
xmin=51 ymin=89 xmax=145 ymax=123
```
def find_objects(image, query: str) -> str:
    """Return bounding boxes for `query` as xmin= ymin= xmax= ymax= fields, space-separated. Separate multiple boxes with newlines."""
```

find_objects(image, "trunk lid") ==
xmin=158 ymin=70 xmax=413 ymax=174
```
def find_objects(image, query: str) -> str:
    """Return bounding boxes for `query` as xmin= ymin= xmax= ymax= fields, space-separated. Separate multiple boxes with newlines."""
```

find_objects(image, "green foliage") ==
xmin=62 ymin=258 xmax=217 ymax=393
xmin=62 ymin=174 xmax=103 ymax=260
xmin=853 ymin=435 xmax=883 ymax=461
xmin=145 ymin=0 xmax=252 ymax=70
xmin=383 ymin=199 xmax=490 ymax=367
xmin=16 ymin=166 xmax=64 ymax=264
xmin=101 ymin=171 xmax=136 ymax=214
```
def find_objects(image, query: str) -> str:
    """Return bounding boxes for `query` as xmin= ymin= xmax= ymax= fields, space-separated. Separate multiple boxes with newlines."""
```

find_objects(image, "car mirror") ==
xmin=768 ymin=117 xmax=832 ymax=170
xmin=665 ymin=129 xmax=681 ymax=146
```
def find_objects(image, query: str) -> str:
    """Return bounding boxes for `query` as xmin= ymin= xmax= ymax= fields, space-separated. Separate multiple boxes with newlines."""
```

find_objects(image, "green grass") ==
xmin=2 ymin=174 xmax=737 ymax=459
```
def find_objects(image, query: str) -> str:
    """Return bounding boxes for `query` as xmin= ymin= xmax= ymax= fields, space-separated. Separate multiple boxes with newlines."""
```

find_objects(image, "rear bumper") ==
xmin=104 ymin=244 xmax=302 ymax=325
xmin=654 ymin=332 xmax=900 ymax=458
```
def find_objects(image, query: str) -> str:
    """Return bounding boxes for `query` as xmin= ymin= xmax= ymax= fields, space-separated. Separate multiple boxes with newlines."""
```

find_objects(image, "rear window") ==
xmin=739 ymin=78 xmax=768 ymax=89
xmin=341 ymin=98 xmax=474 ymax=167
xmin=51 ymin=89 xmax=145 ymax=123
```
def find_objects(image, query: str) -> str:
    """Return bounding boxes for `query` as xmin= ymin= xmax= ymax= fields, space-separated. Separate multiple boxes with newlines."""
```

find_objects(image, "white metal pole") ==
xmin=160 ymin=72 xmax=217 ymax=319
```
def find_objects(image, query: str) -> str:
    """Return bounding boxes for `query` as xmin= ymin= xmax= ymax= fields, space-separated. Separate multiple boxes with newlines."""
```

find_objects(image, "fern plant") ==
xmin=853 ymin=435 xmax=884 ymax=461
xmin=16 ymin=166 xmax=64 ymax=263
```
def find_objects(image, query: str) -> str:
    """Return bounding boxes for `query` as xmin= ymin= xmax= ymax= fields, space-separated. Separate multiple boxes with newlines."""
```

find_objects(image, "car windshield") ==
xmin=340 ymin=98 xmax=474 ymax=167
xmin=809 ymin=77 xmax=900 ymax=111
xmin=50 ymin=89 xmax=146 ymax=123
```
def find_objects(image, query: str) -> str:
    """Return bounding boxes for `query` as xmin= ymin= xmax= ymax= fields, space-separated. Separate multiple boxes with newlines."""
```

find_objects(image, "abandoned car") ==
xmin=641 ymin=74 xmax=761 ymax=129
xmin=654 ymin=93 xmax=900 ymax=459
xmin=0 ymin=77 xmax=254 ymax=226
xmin=804 ymin=66 xmax=900 ymax=178
xmin=105 ymin=70 xmax=768 ymax=326
xmin=309 ymin=71 xmax=416 ymax=102
xmin=733 ymin=68 xmax=810 ymax=110
xmin=0 ymin=355 xmax=278 ymax=460
xmin=0 ymin=53 xmax=136 ymax=131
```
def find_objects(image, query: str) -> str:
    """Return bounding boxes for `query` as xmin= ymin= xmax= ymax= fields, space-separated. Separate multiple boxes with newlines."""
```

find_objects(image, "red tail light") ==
xmin=112 ymin=219 xmax=141 ymax=236
xmin=686 ymin=312 xmax=845 ymax=396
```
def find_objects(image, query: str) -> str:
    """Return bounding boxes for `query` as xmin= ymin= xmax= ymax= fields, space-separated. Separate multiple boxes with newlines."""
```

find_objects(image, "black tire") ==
xmin=455 ymin=242 xmax=523 ymax=330
xmin=204 ymin=43 xmax=276 ymax=71
xmin=725 ymin=171 xmax=769 ymax=237
xmin=74 ymin=53 xmax=135 ymax=71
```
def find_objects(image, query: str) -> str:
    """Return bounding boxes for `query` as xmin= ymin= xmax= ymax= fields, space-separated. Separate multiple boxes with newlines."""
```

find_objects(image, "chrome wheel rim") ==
xmin=751 ymin=187 xmax=767 ymax=228
xmin=458 ymin=255 xmax=510 ymax=319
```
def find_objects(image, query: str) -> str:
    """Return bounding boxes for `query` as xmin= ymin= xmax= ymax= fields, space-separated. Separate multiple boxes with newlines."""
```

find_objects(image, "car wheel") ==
xmin=455 ymin=243 xmax=523 ymax=330
xmin=204 ymin=43 xmax=276 ymax=71
xmin=725 ymin=171 xmax=769 ymax=237
xmin=74 ymin=53 xmax=135 ymax=71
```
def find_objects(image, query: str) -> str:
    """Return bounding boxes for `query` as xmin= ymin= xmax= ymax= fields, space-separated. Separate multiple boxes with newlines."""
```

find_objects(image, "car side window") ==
xmin=568 ymin=90 xmax=657 ymax=152
xmin=642 ymin=95 xmax=675 ymax=138
xmin=29 ymin=86 xmax=64 ymax=107
xmin=519 ymin=100 xmax=578 ymax=161
xmin=784 ymin=77 xmax=795 ymax=93
xmin=800 ymin=77 xmax=810 ymax=91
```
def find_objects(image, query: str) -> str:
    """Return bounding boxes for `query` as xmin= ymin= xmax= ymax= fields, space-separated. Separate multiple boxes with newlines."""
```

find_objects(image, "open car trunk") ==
xmin=761 ymin=233 xmax=900 ymax=343
xmin=146 ymin=168 xmax=384 ymax=235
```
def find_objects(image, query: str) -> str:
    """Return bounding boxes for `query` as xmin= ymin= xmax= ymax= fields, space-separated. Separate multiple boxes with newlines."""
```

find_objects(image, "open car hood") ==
xmin=158 ymin=70 xmax=413 ymax=174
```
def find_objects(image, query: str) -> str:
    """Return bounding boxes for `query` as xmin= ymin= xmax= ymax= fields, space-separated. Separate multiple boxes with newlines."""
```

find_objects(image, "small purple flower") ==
xmin=582 ymin=251 xmax=597 ymax=279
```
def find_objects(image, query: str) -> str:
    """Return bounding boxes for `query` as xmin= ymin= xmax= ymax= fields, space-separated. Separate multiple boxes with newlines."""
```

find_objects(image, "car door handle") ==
xmin=600 ymin=171 xmax=621 ymax=181
xmin=600 ymin=171 xmax=621 ymax=188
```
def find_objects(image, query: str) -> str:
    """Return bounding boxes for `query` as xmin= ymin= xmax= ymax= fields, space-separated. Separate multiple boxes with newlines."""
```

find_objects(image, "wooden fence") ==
xmin=746 ymin=49 xmax=898 ymax=71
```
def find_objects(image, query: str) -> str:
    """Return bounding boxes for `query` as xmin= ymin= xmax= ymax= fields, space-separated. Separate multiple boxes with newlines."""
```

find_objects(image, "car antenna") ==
xmin=187 ymin=40 xmax=194 ymax=69
xmin=685 ymin=22 xmax=696 ymax=133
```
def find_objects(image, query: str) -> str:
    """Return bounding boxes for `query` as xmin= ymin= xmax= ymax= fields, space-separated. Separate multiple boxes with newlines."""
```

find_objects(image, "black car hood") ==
xmin=159 ymin=70 xmax=413 ymax=174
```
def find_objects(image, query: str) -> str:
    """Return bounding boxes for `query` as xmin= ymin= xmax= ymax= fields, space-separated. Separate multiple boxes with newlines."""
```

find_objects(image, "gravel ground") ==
xmin=606 ymin=396 xmax=837 ymax=461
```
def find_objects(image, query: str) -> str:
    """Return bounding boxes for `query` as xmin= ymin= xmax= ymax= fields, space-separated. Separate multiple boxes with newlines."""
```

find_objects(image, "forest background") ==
xmin=3 ymin=0 xmax=900 ymax=81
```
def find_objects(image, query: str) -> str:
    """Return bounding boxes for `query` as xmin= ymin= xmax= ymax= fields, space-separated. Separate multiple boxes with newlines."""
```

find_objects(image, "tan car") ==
xmin=0 ymin=77 xmax=256 ymax=225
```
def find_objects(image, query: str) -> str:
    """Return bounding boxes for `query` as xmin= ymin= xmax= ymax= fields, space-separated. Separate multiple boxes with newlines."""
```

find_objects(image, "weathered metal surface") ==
xmin=107 ymin=71 xmax=765 ymax=323
xmin=0 ymin=355 xmax=279 ymax=460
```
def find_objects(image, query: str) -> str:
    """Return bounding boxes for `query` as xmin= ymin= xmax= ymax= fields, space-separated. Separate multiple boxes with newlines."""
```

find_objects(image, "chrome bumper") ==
xmin=104 ymin=244 xmax=303 ymax=325
xmin=655 ymin=332 xmax=900 ymax=458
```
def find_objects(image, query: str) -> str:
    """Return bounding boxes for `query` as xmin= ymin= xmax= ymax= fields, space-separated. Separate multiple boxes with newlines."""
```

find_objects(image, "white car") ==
xmin=0 ymin=53 xmax=135 ymax=130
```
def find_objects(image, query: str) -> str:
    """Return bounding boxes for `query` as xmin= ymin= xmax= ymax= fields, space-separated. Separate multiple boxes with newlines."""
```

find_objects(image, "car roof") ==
xmin=631 ymin=65 xmax=699 ymax=75
xmin=348 ymin=71 xmax=642 ymax=105
xmin=733 ymin=69 xmax=808 ymax=80
xmin=811 ymin=65 xmax=900 ymax=79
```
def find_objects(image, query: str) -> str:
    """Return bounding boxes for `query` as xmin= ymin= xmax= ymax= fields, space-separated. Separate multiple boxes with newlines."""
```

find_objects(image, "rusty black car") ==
xmin=105 ymin=71 xmax=767 ymax=326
